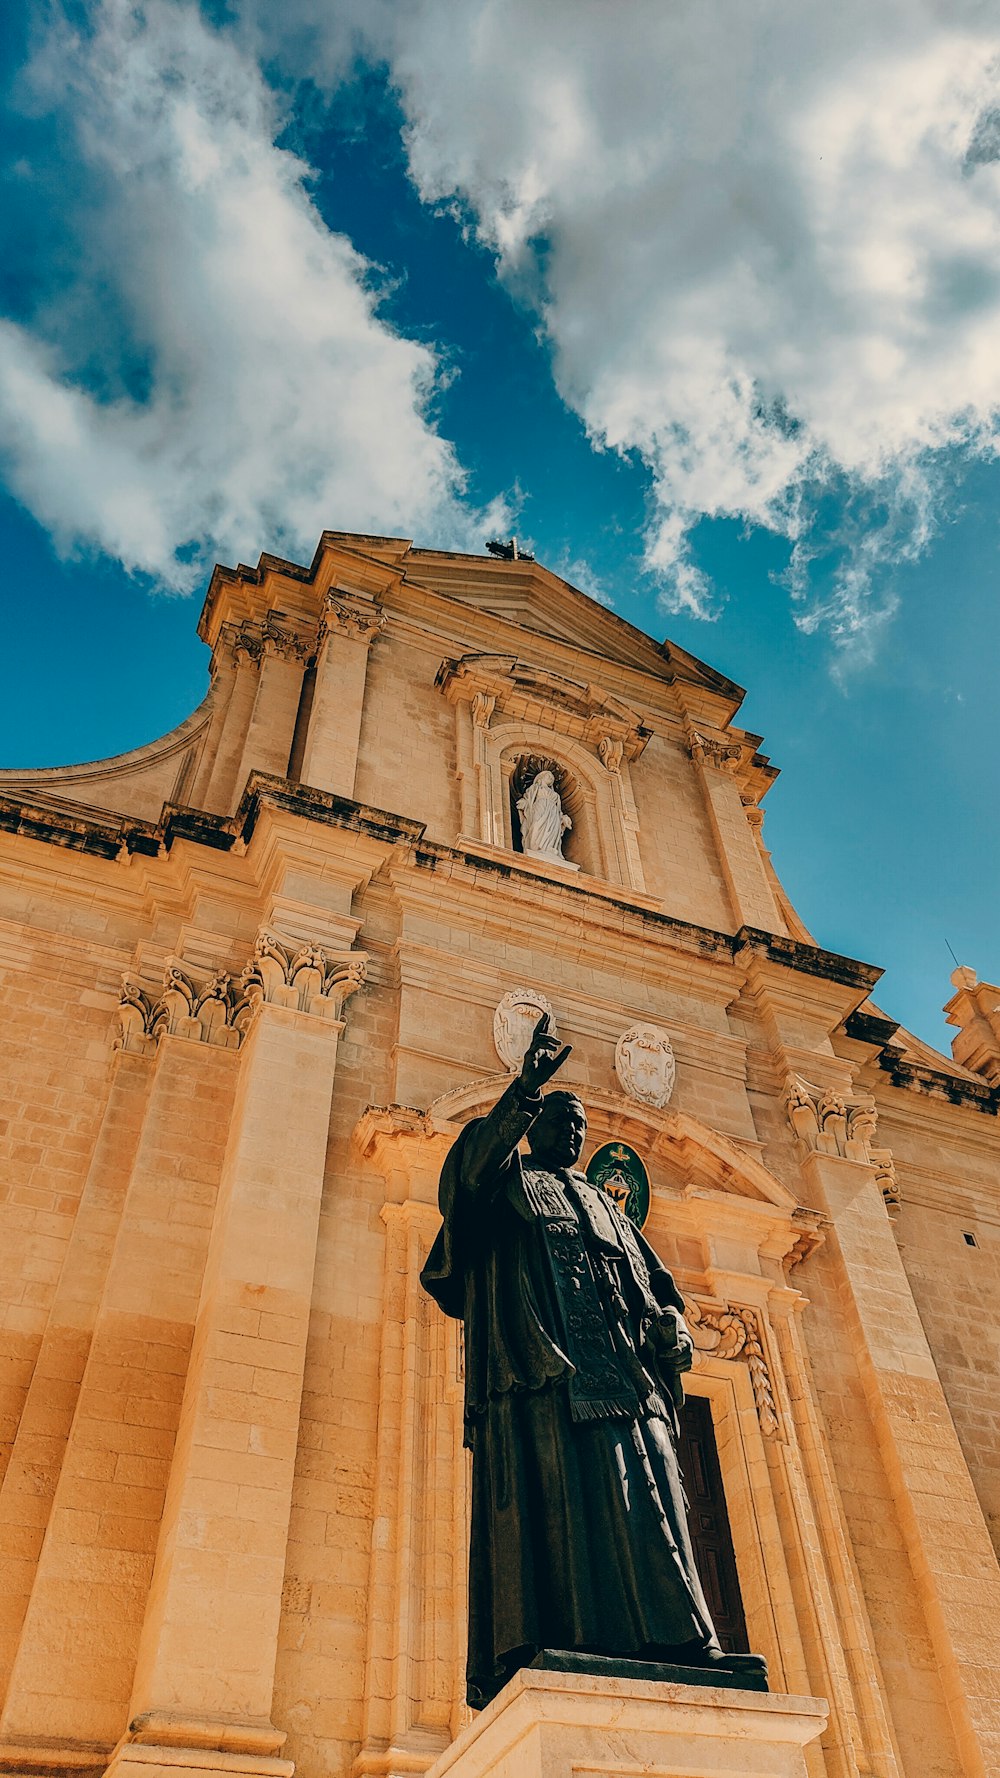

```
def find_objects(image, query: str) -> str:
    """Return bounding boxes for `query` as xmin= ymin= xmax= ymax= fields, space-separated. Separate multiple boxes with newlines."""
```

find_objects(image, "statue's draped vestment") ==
xmin=420 ymin=1082 xmax=718 ymax=1707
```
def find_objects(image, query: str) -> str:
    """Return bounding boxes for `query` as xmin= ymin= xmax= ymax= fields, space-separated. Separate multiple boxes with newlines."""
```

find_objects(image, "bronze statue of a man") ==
xmin=421 ymin=1015 xmax=764 ymax=1708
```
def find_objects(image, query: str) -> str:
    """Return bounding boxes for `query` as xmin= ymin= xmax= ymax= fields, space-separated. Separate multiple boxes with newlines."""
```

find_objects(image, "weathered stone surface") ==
xmin=0 ymin=530 xmax=996 ymax=1778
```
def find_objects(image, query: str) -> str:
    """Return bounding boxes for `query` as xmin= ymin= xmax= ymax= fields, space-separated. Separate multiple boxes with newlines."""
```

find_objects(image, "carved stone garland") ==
xmin=686 ymin=1298 xmax=781 ymax=1440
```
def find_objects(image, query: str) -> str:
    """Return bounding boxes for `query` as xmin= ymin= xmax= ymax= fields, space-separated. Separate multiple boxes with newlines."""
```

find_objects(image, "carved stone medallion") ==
xmin=493 ymin=987 xmax=556 ymax=1072
xmin=614 ymin=1023 xmax=676 ymax=1108
xmin=586 ymin=1140 xmax=651 ymax=1228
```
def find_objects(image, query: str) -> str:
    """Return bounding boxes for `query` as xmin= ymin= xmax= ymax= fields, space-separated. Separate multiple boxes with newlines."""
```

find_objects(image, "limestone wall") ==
xmin=1 ymin=534 xmax=999 ymax=1778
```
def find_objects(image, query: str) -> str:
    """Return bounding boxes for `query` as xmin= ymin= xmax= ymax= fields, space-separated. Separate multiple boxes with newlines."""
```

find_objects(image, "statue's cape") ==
xmin=420 ymin=1112 xmax=687 ymax=1429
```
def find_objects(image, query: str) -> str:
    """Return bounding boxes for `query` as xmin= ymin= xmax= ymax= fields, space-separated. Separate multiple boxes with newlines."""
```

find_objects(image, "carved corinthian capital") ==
xmin=259 ymin=613 xmax=314 ymax=662
xmin=318 ymin=591 xmax=387 ymax=646
xmin=688 ymin=728 xmax=743 ymax=771
xmin=239 ymin=928 xmax=368 ymax=1020
xmin=218 ymin=611 xmax=313 ymax=669
xmin=113 ymin=960 xmax=251 ymax=1053
xmin=785 ymin=1075 xmax=878 ymax=1159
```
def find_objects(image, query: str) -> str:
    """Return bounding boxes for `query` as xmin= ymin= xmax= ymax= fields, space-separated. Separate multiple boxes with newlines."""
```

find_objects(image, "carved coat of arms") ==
xmin=493 ymin=987 xmax=557 ymax=1072
xmin=614 ymin=1023 xmax=676 ymax=1108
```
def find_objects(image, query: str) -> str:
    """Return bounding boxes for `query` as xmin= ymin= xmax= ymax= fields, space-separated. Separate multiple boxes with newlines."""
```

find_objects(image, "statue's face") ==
xmin=528 ymin=1093 xmax=587 ymax=1168
xmin=537 ymin=771 xmax=553 ymax=787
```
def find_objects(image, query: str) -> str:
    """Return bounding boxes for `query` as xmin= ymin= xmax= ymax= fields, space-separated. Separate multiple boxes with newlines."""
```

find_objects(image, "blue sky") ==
xmin=1 ymin=1 xmax=999 ymax=1052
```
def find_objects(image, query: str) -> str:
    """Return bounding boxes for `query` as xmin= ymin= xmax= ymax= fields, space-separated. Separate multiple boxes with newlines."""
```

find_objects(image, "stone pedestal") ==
xmin=425 ymin=1668 xmax=828 ymax=1778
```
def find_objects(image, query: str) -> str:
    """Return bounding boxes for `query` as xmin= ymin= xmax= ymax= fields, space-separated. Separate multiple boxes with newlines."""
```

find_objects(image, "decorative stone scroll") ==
xmin=471 ymin=692 xmax=495 ymax=729
xmin=114 ymin=934 xmax=367 ymax=1054
xmin=870 ymin=1148 xmax=902 ymax=1218
xmin=614 ymin=1023 xmax=676 ymax=1109
xmin=686 ymin=1298 xmax=781 ymax=1439
xmin=493 ymin=987 xmax=556 ymax=1072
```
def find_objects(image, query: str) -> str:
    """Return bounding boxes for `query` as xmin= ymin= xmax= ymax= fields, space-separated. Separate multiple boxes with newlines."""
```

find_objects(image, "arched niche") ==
xmin=503 ymin=744 xmax=602 ymax=875
xmin=486 ymin=721 xmax=643 ymax=889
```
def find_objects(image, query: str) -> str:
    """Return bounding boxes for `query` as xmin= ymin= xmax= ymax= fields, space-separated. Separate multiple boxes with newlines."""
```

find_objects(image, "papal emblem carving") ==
xmin=614 ymin=1022 xmax=676 ymax=1108
xmin=493 ymin=987 xmax=557 ymax=1072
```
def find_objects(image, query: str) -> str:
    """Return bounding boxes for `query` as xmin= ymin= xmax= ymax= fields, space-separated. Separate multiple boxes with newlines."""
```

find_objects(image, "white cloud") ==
xmin=284 ymin=0 xmax=1000 ymax=650
xmin=0 ymin=0 xmax=496 ymax=591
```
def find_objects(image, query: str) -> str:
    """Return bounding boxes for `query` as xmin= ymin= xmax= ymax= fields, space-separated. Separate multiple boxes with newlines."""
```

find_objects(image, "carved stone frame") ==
xmin=438 ymin=655 xmax=648 ymax=893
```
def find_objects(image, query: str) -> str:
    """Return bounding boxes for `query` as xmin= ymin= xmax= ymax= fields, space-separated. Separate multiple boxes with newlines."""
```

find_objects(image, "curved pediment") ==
xmin=424 ymin=1074 xmax=799 ymax=1213
xmin=436 ymin=654 xmax=650 ymax=758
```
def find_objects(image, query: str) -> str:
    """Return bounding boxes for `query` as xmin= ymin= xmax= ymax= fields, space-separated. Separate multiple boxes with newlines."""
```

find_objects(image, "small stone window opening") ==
xmin=507 ymin=754 xmax=603 ymax=876
xmin=963 ymin=1230 xmax=979 ymax=1248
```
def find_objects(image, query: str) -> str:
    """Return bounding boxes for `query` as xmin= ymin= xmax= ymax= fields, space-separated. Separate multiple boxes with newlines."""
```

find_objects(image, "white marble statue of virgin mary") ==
xmin=517 ymin=769 xmax=572 ymax=862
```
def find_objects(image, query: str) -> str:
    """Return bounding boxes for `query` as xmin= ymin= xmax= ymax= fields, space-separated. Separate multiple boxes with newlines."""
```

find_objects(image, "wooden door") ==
xmin=677 ymin=1394 xmax=749 ymax=1653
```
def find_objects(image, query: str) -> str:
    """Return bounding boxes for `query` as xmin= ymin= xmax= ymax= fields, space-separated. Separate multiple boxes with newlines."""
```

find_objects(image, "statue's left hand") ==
xmin=520 ymin=1013 xmax=572 ymax=1095
xmin=648 ymin=1306 xmax=694 ymax=1374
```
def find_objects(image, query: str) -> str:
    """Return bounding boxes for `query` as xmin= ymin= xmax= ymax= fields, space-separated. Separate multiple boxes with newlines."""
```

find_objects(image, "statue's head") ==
xmin=527 ymin=1089 xmax=587 ymax=1168
xmin=535 ymin=770 xmax=554 ymax=788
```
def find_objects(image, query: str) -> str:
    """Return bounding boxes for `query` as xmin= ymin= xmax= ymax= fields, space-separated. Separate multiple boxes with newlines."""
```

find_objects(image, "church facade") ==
xmin=0 ymin=530 xmax=999 ymax=1778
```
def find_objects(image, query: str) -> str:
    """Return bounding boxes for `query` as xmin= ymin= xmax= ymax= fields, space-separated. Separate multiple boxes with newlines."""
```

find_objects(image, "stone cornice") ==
xmin=1 ymin=772 xmax=992 ymax=1116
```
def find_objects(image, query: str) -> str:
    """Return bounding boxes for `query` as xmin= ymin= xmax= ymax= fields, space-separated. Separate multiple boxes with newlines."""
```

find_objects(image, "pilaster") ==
xmin=789 ymin=1125 xmax=1000 ymax=1778
xmin=126 ymin=939 xmax=366 ymax=1753
xmin=0 ymin=1051 xmax=151 ymax=1707
xmin=352 ymin=1113 xmax=467 ymax=1778
xmin=201 ymin=632 xmax=266 ymax=815
xmin=300 ymin=593 xmax=386 ymax=797
xmin=233 ymin=621 xmax=314 ymax=799
xmin=689 ymin=728 xmax=784 ymax=932
xmin=0 ymin=1029 xmax=239 ymax=1746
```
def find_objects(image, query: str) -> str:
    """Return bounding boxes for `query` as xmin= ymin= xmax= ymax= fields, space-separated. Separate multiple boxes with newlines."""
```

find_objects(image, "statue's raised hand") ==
xmin=520 ymin=1013 xmax=572 ymax=1096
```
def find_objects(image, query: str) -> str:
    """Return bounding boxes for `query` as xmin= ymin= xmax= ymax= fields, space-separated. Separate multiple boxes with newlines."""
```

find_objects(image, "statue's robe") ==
xmin=420 ymin=1081 xmax=720 ymax=1708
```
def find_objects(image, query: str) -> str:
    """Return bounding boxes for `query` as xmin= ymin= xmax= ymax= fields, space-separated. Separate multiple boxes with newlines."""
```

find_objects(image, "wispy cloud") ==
xmin=0 ymin=0 xmax=500 ymax=591
xmin=279 ymin=0 xmax=1000 ymax=655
